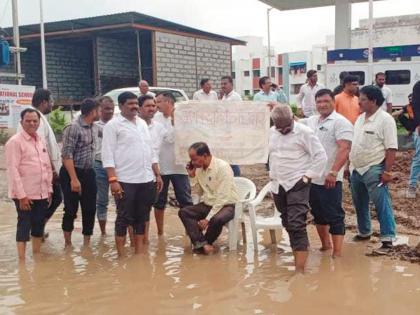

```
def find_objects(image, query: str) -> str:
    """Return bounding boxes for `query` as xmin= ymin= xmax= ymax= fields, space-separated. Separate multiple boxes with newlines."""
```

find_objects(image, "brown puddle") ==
xmin=1 ymin=200 xmax=420 ymax=315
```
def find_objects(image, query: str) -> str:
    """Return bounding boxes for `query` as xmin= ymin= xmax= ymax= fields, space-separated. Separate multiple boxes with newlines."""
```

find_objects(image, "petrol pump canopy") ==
xmin=259 ymin=0 xmax=383 ymax=11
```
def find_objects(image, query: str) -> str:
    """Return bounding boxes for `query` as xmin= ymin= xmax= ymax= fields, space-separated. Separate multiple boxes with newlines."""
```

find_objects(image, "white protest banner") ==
xmin=174 ymin=101 xmax=270 ymax=165
xmin=0 ymin=84 xmax=35 ymax=129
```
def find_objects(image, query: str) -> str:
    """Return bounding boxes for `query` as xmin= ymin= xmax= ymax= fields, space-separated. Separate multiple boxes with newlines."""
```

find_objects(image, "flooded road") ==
xmin=1 ymin=200 xmax=420 ymax=315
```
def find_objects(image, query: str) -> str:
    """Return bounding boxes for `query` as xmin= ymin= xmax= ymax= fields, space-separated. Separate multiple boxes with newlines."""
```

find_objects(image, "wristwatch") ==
xmin=329 ymin=171 xmax=338 ymax=177
xmin=302 ymin=175 xmax=311 ymax=184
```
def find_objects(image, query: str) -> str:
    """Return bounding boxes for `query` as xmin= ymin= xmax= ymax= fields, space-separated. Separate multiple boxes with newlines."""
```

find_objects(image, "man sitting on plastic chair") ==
xmin=179 ymin=142 xmax=239 ymax=255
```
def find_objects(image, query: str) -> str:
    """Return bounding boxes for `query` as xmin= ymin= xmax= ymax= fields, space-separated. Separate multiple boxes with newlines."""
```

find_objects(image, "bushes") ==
xmin=290 ymin=103 xmax=298 ymax=116
xmin=48 ymin=107 xmax=68 ymax=136
xmin=0 ymin=129 xmax=10 ymax=145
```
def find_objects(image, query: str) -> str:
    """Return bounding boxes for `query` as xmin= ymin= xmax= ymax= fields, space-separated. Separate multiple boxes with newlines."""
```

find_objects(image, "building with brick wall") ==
xmin=2 ymin=12 xmax=244 ymax=104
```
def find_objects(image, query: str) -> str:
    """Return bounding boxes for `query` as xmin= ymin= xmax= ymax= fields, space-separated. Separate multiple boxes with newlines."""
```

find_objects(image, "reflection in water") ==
xmin=0 ymin=201 xmax=420 ymax=314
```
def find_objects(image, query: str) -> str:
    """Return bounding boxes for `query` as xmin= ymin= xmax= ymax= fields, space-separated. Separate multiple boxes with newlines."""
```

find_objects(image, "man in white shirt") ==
xmin=375 ymin=72 xmax=393 ymax=113
xmin=300 ymin=89 xmax=353 ymax=258
xmin=221 ymin=75 xmax=242 ymax=101
xmin=18 ymin=88 xmax=62 ymax=236
xmin=220 ymin=75 xmax=242 ymax=177
xmin=193 ymin=78 xmax=218 ymax=101
xmin=269 ymin=104 xmax=327 ymax=273
xmin=102 ymin=91 xmax=162 ymax=256
xmin=154 ymin=92 xmax=193 ymax=238
xmin=139 ymin=80 xmax=156 ymax=98
xmin=138 ymin=94 xmax=167 ymax=243
xmin=349 ymin=85 xmax=398 ymax=253
xmin=296 ymin=70 xmax=325 ymax=118
xmin=93 ymin=96 xmax=115 ymax=236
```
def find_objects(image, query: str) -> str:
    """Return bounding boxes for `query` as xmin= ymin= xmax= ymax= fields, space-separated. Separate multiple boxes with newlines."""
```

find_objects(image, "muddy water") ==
xmin=1 ymin=201 xmax=420 ymax=315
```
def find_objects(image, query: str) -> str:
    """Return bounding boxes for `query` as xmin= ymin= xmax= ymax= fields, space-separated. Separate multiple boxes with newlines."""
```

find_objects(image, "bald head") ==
xmin=271 ymin=104 xmax=294 ymax=135
xmin=139 ymin=80 xmax=150 ymax=94
xmin=271 ymin=104 xmax=293 ymax=123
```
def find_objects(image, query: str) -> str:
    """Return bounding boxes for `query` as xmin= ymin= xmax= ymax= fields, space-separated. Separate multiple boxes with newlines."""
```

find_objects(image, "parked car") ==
xmin=104 ymin=86 xmax=189 ymax=114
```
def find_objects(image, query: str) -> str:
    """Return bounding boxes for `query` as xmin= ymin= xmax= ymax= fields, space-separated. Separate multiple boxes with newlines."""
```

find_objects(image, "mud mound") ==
xmin=367 ymin=242 xmax=420 ymax=264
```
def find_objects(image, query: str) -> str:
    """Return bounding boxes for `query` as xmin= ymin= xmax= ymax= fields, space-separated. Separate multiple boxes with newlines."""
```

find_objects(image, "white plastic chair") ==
xmin=226 ymin=177 xmax=257 ymax=251
xmin=248 ymin=182 xmax=283 ymax=251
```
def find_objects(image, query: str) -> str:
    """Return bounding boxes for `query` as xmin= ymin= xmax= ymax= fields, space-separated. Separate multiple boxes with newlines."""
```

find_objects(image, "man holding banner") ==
xmin=220 ymin=75 xmax=242 ymax=176
xmin=154 ymin=92 xmax=193 ymax=238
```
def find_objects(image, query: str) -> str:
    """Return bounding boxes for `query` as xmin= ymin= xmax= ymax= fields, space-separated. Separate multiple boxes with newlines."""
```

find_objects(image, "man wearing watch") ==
xmin=349 ymin=85 xmax=398 ymax=253
xmin=102 ymin=92 xmax=163 ymax=257
xmin=300 ymin=89 xmax=353 ymax=258
xmin=269 ymin=104 xmax=327 ymax=273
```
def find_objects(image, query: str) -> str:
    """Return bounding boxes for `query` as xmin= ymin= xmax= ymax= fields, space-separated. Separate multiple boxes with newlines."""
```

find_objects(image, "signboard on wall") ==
xmin=328 ymin=44 xmax=420 ymax=62
xmin=0 ymin=84 xmax=35 ymax=129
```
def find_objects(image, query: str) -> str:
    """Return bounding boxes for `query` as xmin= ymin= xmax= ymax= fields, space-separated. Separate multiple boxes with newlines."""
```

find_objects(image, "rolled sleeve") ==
xmin=61 ymin=124 xmax=78 ymax=160
xmin=335 ymin=118 xmax=354 ymax=142
xmin=151 ymin=150 xmax=159 ymax=164
xmin=101 ymin=122 xmax=116 ymax=168
xmin=5 ymin=140 xmax=26 ymax=199
xmin=304 ymin=132 xmax=328 ymax=179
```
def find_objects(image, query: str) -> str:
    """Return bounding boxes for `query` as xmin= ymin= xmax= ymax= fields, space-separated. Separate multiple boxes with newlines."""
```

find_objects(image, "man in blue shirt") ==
xmin=253 ymin=76 xmax=287 ymax=103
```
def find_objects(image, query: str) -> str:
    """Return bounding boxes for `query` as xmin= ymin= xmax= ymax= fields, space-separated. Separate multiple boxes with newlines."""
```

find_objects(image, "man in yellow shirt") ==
xmin=334 ymin=75 xmax=361 ymax=125
xmin=179 ymin=142 xmax=239 ymax=255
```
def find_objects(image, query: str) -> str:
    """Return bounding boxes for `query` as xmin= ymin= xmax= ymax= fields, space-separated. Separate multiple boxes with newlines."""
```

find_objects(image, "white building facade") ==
xmin=232 ymin=14 xmax=420 ymax=103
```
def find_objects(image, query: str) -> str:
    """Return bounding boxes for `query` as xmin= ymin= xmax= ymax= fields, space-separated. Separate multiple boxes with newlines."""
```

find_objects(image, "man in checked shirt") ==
xmin=60 ymin=99 xmax=100 ymax=247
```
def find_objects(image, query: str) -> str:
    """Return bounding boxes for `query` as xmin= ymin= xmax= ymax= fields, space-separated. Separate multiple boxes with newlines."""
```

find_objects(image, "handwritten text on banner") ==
xmin=174 ymin=101 xmax=270 ymax=165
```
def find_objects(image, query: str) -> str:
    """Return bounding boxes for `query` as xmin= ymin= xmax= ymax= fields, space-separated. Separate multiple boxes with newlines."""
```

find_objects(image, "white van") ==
xmin=326 ymin=61 xmax=420 ymax=109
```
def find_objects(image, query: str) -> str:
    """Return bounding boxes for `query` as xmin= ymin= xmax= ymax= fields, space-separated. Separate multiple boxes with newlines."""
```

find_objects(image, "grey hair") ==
xmin=138 ymin=79 xmax=149 ymax=86
xmin=270 ymin=104 xmax=293 ymax=122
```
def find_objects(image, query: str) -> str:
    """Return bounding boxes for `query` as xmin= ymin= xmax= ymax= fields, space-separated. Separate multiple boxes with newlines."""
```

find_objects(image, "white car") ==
xmin=104 ymin=86 xmax=189 ymax=114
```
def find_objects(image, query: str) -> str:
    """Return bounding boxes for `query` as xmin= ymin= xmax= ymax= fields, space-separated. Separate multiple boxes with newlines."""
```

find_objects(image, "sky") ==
xmin=1 ymin=0 xmax=420 ymax=52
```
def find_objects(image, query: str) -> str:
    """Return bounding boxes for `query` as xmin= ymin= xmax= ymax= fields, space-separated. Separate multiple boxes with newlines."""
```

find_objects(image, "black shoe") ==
xmin=352 ymin=234 xmax=371 ymax=242
xmin=381 ymin=241 xmax=393 ymax=249
xmin=373 ymin=241 xmax=393 ymax=255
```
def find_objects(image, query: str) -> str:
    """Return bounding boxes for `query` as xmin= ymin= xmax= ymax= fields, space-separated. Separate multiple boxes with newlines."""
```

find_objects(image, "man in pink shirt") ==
xmin=5 ymin=108 xmax=52 ymax=260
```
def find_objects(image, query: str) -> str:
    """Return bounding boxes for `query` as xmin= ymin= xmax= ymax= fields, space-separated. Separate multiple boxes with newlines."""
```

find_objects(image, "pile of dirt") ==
xmin=367 ymin=242 xmax=420 ymax=264
xmin=241 ymin=150 xmax=419 ymax=235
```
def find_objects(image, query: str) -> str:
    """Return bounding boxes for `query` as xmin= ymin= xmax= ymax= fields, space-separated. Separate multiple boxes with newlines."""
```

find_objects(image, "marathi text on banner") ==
xmin=0 ymin=84 xmax=35 ymax=129
xmin=174 ymin=101 xmax=270 ymax=165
